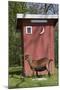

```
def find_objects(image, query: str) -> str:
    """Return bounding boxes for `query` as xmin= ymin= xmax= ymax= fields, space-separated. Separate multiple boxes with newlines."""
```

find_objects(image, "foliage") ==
xmin=54 ymin=25 xmax=58 ymax=68
xmin=9 ymin=1 xmax=28 ymax=66
xmin=26 ymin=3 xmax=58 ymax=14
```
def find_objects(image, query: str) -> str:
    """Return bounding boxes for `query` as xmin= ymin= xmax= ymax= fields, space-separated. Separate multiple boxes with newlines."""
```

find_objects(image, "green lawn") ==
xmin=8 ymin=67 xmax=58 ymax=89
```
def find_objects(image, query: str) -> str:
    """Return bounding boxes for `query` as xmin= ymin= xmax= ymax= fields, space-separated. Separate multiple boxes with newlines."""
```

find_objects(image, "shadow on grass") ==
xmin=8 ymin=76 xmax=26 ymax=89
xmin=8 ymin=74 xmax=58 ymax=89
xmin=9 ymin=67 xmax=58 ymax=89
xmin=9 ymin=69 xmax=23 ymax=78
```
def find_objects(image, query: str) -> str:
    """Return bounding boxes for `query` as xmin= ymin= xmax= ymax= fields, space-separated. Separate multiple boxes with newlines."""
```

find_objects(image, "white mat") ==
xmin=32 ymin=77 xmax=47 ymax=81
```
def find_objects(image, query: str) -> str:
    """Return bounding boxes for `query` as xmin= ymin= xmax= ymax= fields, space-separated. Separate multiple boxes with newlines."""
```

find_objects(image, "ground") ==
xmin=8 ymin=66 xmax=58 ymax=89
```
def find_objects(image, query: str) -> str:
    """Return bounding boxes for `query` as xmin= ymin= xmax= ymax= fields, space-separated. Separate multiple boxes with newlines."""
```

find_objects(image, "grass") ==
xmin=8 ymin=66 xmax=58 ymax=89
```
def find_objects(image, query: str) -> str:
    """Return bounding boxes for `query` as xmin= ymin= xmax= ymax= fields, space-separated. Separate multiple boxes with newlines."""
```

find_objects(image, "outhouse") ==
xmin=16 ymin=14 xmax=58 ymax=76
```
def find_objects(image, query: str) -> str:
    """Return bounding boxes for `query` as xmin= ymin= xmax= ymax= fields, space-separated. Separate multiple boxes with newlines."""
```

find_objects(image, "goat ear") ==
xmin=25 ymin=54 xmax=29 ymax=60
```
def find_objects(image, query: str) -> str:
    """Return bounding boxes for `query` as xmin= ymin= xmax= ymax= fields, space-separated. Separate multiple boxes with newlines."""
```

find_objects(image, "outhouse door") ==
xmin=22 ymin=22 xmax=54 ymax=76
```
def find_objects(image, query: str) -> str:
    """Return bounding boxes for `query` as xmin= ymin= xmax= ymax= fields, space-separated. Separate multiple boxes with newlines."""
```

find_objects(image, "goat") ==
xmin=25 ymin=55 xmax=51 ymax=77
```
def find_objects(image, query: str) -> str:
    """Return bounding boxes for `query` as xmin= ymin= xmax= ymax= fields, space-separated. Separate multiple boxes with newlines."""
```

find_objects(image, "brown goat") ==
xmin=25 ymin=55 xmax=51 ymax=76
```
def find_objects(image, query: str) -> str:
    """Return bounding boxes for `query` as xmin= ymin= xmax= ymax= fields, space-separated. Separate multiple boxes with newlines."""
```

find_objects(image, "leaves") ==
xmin=9 ymin=1 xmax=28 ymax=66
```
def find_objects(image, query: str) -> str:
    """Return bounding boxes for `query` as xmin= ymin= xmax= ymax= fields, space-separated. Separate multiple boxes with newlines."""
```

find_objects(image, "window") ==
xmin=26 ymin=26 xmax=32 ymax=34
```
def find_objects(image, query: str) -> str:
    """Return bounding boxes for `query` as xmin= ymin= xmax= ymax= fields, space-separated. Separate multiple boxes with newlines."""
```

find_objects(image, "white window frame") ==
xmin=26 ymin=26 xmax=32 ymax=34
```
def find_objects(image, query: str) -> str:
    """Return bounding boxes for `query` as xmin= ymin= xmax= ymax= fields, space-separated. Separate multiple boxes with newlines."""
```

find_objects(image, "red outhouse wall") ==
xmin=22 ymin=20 xmax=55 ymax=76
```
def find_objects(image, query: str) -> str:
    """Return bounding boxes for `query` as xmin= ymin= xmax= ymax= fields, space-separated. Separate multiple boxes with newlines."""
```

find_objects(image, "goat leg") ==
xmin=36 ymin=71 xmax=38 ymax=77
xmin=47 ymin=68 xmax=50 ymax=77
xmin=32 ymin=69 xmax=35 ymax=77
xmin=45 ymin=64 xmax=50 ymax=77
xmin=46 ymin=67 xmax=51 ymax=77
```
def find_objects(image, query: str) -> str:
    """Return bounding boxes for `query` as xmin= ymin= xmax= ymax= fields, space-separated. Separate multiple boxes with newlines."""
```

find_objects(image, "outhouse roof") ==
xmin=17 ymin=14 xmax=58 ymax=19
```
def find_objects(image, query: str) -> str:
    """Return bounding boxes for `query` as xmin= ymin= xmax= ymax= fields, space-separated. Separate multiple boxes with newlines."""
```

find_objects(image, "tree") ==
xmin=9 ymin=1 xmax=28 ymax=66
xmin=54 ymin=22 xmax=58 ymax=68
xmin=26 ymin=2 xmax=58 ymax=14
